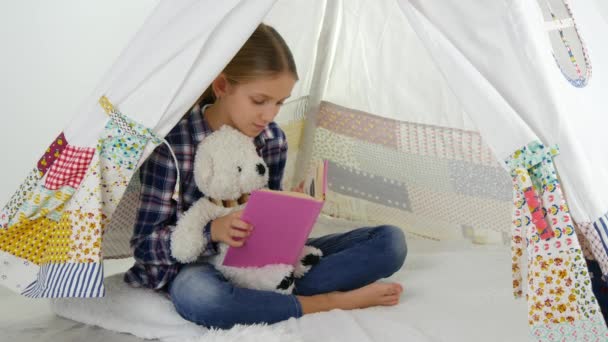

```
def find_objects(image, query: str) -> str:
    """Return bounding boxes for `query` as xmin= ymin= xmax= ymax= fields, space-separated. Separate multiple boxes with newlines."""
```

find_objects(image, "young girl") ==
xmin=125 ymin=23 xmax=407 ymax=329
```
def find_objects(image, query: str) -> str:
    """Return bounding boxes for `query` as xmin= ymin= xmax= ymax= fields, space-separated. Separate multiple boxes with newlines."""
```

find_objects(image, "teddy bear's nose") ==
xmin=256 ymin=163 xmax=266 ymax=176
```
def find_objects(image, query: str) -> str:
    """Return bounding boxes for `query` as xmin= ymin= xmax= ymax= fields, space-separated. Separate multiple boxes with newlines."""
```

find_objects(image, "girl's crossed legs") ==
xmin=169 ymin=225 xmax=407 ymax=329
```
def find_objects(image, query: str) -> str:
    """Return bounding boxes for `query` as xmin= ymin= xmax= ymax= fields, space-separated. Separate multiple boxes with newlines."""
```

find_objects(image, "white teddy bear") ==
xmin=170 ymin=125 xmax=322 ymax=294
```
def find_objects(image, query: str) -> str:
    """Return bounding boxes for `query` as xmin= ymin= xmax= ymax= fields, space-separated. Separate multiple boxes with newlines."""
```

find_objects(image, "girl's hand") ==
xmin=210 ymin=210 xmax=253 ymax=247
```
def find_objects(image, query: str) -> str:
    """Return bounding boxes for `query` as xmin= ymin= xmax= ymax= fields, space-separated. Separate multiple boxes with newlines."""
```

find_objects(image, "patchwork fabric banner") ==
xmin=0 ymin=97 xmax=161 ymax=297
xmin=506 ymin=141 xmax=608 ymax=340
xmin=309 ymin=101 xmax=513 ymax=243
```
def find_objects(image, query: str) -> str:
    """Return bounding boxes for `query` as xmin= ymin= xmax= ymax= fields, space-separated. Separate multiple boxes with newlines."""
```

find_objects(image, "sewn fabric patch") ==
xmin=44 ymin=145 xmax=96 ymax=190
xmin=1 ymin=169 xmax=41 ymax=229
xmin=98 ymin=111 xmax=157 ymax=171
xmin=37 ymin=132 xmax=68 ymax=177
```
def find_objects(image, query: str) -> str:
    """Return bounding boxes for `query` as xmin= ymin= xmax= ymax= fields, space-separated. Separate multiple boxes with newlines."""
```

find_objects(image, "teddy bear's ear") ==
xmin=193 ymin=150 xmax=213 ymax=189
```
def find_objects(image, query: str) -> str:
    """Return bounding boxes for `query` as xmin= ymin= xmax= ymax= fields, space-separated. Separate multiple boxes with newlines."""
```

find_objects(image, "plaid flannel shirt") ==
xmin=124 ymin=103 xmax=288 ymax=291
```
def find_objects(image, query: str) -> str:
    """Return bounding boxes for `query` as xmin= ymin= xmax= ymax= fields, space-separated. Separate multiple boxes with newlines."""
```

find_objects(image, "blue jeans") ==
xmin=169 ymin=225 xmax=407 ymax=329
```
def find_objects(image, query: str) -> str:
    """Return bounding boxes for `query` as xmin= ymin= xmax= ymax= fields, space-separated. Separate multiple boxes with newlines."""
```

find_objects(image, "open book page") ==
xmin=302 ymin=159 xmax=327 ymax=201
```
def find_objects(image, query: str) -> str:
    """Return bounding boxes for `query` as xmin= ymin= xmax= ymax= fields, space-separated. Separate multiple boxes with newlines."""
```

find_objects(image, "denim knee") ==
xmin=169 ymin=265 xmax=232 ymax=328
xmin=170 ymin=264 xmax=302 ymax=329
xmin=375 ymin=225 xmax=407 ymax=276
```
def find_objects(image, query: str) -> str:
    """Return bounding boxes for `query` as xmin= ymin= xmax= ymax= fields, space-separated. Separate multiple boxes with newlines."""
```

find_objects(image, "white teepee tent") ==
xmin=1 ymin=0 xmax=607 ymax=340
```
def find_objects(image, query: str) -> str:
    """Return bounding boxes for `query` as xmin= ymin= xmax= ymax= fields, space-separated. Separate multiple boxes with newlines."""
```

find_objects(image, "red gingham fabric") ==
xmin=44 ymin=145 xmax=95 ymax=190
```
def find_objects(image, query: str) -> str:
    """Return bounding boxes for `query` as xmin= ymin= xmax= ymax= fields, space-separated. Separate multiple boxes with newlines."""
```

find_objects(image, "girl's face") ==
xmin=219 ymin=72 xmax=296 ymax=138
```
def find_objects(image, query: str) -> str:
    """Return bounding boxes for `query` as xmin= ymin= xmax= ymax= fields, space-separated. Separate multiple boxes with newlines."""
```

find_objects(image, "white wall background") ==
xmin=0 ymin=0 xmax=158 ymax=204
xmin=595 ymin=0 xmax=608 ymax=23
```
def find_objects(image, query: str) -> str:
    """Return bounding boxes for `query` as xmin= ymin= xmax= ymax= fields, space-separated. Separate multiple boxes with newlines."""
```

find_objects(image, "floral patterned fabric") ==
xmin=506 ymin=141 xmax=608 ymax=341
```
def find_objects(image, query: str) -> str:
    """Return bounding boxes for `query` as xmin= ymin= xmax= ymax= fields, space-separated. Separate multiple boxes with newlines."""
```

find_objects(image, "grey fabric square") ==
xmin=327 ymin=161 xmax=411 ymax=212
xmin=448 ymin=160 xmax=512 ymax=201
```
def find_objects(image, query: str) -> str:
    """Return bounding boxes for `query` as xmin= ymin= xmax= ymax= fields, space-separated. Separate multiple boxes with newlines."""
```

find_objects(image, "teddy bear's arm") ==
xmin=170 ymin=199 xmax=228 ymax=263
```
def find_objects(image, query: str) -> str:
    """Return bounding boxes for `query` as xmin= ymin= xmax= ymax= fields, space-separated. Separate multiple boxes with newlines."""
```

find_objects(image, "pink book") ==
xmin=222 ymin=160 xmax=327 ymax=267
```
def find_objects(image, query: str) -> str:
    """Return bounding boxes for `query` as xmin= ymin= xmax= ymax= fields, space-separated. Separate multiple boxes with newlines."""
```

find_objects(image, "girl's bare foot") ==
xmin=330 ymin=282 xmax=403 ymax=310
xmin=297 ymin=282 xmax=404 ymax=314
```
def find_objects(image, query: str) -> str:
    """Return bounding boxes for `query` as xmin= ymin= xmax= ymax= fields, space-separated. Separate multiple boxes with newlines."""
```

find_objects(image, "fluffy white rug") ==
xmin=170 ymin=325 xmax=301 ymax=342
xmin=50 ymin=273 xmax=302 ymax=342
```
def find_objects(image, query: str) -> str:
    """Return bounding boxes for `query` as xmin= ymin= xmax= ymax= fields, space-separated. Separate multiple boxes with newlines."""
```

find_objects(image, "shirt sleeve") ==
xmin=127 ymin=143 xmax=180 ymax=290
xmin=202 ymin=220 xmax=218 ymax=256
xmin=127 ymin=142 xmax=217 ymax=290
xmin=263 ymin=127 xmax=288 ymax=191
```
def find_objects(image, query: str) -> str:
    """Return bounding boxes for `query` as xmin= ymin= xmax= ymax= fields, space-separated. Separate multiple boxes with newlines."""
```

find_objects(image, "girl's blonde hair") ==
xmin=197 ymin=23 xmax=298 ymax=105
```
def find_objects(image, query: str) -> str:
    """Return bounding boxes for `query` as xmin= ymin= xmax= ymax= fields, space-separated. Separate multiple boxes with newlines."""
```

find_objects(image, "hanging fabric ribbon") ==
xmin=505 ymin=141 xmax=606 ymax=338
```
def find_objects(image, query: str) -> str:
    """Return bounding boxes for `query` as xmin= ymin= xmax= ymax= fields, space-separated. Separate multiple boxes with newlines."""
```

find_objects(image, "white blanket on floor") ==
xmin=3 ymin=229 xmax=529 ymax=342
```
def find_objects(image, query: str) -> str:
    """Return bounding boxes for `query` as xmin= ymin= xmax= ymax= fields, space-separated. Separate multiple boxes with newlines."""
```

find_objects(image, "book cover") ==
xmin=222 ymin=160 xmax=326 ymax=267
